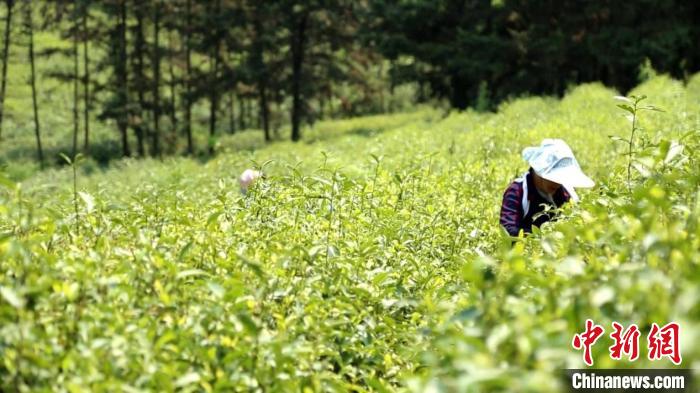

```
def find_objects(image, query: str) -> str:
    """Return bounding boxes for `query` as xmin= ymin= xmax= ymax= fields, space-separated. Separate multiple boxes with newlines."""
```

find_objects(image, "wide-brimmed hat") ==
xmin=522 ymin=139 xmax=594 ymax=188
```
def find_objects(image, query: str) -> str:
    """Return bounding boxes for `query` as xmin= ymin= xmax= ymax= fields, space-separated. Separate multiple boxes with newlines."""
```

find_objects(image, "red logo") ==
xmin=572 ymin=320 xmax=681 ymax=366
xmin=572 ymin=319 xmax=605 ymax=366
xmin=609 ymin=322 xmax=640 ymax=361
xmin=648 ymin=322 xmax=682 ymax=365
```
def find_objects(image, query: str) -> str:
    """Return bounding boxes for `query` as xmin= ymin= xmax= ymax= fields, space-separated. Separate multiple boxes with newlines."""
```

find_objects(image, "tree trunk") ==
xmin=0 ymin=0 xmax=14 ymax=140
xmin=228 ymin=91 xmax=235 ymax=134
xmin=133 ymin=3 xmax=146 ymax=156
xmin=290 ymin=12 xmax=308 ymax=142
xmin=25 ymin=1 xmax=42 ymax=168
xmin=238 ymin=95 xmax=245 ymax=130
xmin=328 ymin=82 xmax=333 ymax=118
xmin=274 ymin=93 xmax=281 ymax=137
xmin=72 ymin=3 xmax=79 ymax=158
xmin=151 ymin=0 xmax=161 ymax=158
xmin=208 ymin=52 xmax=218 ymax=154
xmin=260 ymin=84 xmax=269 ymax=141
xmin=184 ymin=0 xmax=193 ymax=155
xmin=319 ymin=94 xmax=324 ymax=120
xmin=245 ymin=98 xmax=251 ymax=130
xmin=388 ymin=59 xmax=395 ymax=112
xmin=255 ymin=99 xmax=261 ymax=129
xmin=377 ymin=64 xmax=385 ymax=113
xmin=82 ymin=3 xmax=90 ymax=152
xmin=252 ymin=14 xmax=270 ymax=142
xmin=207 ymin=0 xmax=221 ymax=155
xmin=117 ymin=0 xmax=130 ymax=157
xmin=168 ymin=30 xmax=177 ymax=142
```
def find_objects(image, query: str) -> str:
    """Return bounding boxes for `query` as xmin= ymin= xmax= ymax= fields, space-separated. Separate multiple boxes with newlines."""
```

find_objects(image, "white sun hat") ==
xmin=239 ymin=168 xmax=262 ymax=194
xmin=522 ymin=139 xmax=595 ymax=191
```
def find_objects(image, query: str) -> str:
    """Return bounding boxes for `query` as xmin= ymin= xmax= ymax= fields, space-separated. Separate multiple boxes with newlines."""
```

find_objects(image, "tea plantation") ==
xmin=1 ymin=74 xmax=699 ymax=392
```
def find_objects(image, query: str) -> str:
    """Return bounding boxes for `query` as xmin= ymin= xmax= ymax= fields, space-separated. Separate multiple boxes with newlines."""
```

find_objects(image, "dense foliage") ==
xmin=368 ymin=0 xmax=700 ymax=109
xmin=1 ymin=74 xmax=699 ymax=391
xmin=1 ymin=0 xmax=407 ymax=171
xmin=2 ymin=1 xmax=700 ymax=174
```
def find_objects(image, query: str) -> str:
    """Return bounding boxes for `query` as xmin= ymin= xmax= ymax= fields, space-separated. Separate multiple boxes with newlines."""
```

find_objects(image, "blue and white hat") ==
xmin=522 ymin=139 xmax=594 ymax=189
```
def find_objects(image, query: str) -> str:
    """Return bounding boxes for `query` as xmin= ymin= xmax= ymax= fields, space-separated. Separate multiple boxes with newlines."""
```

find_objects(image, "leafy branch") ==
xmin=60 ymin=152 xmax=84 ymax=237
xmin=612 ymin=94 xmax=664 ymax=193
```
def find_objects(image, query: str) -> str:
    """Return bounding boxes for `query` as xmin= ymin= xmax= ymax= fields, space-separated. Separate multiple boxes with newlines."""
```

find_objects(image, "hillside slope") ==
xmin=1 ymin=75 xmax=700 ymax=391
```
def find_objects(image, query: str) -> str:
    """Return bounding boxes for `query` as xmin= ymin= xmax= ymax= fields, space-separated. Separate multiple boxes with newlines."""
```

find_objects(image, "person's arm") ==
xmin=500 ymin=182 xmax=524 ymax=237
xmin=555 ymin=186 xmax=571 ymax=206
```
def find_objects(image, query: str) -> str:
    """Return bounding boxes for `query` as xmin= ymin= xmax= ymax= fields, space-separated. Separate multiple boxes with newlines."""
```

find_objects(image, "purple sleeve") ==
xmin=500 ymin=182 xmax=523 ymax=236
xmin=561 ymin=188 xmax=571 ymax=202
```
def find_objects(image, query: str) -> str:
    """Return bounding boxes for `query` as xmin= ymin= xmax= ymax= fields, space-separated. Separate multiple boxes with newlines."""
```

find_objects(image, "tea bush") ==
xmin=1 ymin=75 xmax=699 ymax=392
